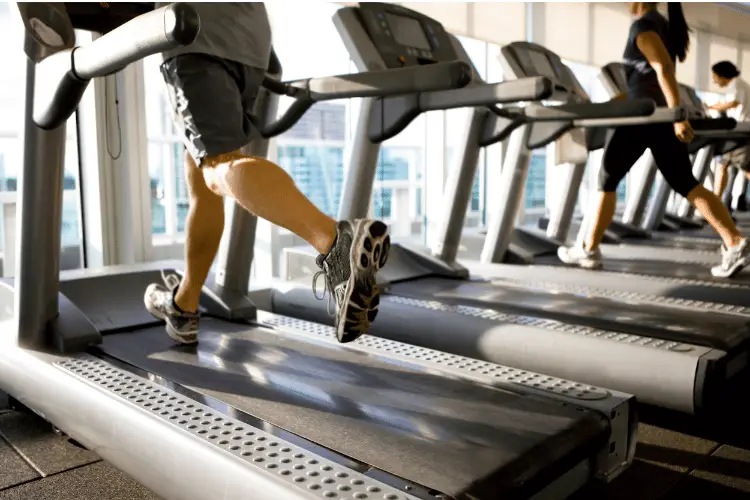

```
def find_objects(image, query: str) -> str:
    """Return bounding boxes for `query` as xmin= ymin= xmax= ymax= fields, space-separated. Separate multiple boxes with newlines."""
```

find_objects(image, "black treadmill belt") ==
xmin=392 ymin=278 xmax=750 ymax=351
xmin=99 ymin=320 xmax=606 ymax=499
xmin=534 ymin=255 xmax=750 ymax=305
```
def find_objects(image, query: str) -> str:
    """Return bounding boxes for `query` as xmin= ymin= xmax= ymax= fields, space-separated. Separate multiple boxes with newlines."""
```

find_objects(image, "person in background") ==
xmin=707 ymin=61 xmax=750 ymax=204
xmin=144 ymin=3 xmax=390 ymax=345
xmin=557 ymin=2 xmax=750 ymax=278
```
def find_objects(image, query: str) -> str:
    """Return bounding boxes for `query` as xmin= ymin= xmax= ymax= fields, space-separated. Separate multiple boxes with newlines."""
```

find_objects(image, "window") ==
xmin=269 ymin=2 xmax=354 ymax=225
xmin=0 ymin=3 xmax=83 ymax=275
xmin=143 ymin=54 xmax=184 ymax=238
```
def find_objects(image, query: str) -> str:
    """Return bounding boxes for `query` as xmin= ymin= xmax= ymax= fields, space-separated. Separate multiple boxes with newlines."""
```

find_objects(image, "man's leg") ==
xmin=144 ymin=152 xmax=224 ymax=344
xmin=202 ymin=152 xmax=390 ymax=342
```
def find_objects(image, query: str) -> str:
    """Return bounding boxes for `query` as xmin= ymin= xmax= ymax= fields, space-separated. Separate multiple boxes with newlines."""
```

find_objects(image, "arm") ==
xmin=708 ymin=100 xmax=740 ymax=112
xmin=635 ymin=31 xmax=680 ymax=108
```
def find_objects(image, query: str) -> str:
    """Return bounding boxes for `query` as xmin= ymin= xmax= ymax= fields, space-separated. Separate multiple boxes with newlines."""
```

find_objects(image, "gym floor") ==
xmin=0 ymin=375 xmax=749 ymax=500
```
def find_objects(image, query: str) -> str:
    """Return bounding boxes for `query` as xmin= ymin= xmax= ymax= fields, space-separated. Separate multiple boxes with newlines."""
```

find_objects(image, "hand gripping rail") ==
xmin=34 ymin=3 xmax=200 ymax=129
xmin=261 ymin=61 xmax=473 ymax=138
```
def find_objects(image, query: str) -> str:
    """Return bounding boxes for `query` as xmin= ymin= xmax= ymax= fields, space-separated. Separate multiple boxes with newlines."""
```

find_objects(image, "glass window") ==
xmin=0 ymin=3 xmax=83 ymax=275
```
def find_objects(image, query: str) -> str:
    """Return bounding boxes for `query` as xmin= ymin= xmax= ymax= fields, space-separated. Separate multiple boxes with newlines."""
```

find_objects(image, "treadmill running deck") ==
xmin=99 ymin=319 xmax=607 ymax=499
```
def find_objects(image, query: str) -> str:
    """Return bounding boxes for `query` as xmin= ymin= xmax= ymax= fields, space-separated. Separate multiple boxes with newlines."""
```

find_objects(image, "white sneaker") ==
xmin=711 ymin=238 xmax=750 ymax=278
xmin=557 ymin=242 xmax=603 ymax=270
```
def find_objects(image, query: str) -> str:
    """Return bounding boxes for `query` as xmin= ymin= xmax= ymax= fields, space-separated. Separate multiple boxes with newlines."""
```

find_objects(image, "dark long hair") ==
xmin=666 ymin=2 xmax=691 ymax=62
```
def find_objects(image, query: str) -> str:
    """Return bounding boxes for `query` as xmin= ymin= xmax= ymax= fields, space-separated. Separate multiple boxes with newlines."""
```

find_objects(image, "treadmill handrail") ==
xmin=261 ymin=61 xmax=472 ymax=138
xmin=525 ymin=98 xmax=656 ymax=122
xmin=573 ymin=107 xmax=687 ymax=128
xmin=73 ymin=3 xmax=200 ymax=80
xmin=418 ymin=77 xmax=553 ymax=111
xmin=33 ymin=3 xmax=200 ymax=129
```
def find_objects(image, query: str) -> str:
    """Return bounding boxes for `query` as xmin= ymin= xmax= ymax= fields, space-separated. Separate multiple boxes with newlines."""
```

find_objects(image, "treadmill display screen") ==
xmin=385 ymin=13 xmax=431 ymax=51
xmin=527 ymin=49 xmax=556 ymax=78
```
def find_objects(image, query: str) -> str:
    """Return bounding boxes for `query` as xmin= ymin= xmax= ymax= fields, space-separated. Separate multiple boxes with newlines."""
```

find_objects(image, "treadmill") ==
xmin=268 ymin=3 xmax=750 ymax=415
xmin=0 ymin=4 xmax=634 ymax=499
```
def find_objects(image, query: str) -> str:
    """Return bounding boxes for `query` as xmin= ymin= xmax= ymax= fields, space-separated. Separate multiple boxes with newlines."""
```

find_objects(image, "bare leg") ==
xmin=686 ymin=184 xmax=743 ymax=248
xmin=714 ymin=163 xmax=728 ymax=197
xmin=202 ymin=151 xmax=337 ymax=255
xmin=585 ymin=191 xmax=617 ymax=251
xmin=173 ymin=154 xmax=226 ymax=313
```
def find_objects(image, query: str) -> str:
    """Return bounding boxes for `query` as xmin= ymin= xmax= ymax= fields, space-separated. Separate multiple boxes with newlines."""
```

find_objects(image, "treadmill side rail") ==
xmin=0 ymin=344 xmax=421 ymax=500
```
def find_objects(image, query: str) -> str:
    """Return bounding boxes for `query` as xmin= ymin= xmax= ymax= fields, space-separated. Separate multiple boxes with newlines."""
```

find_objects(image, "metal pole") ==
xmin=546 ymin=162 xmax=586 ymax=243
xmin=622 ymin=155 xmax=657 ymax=226
xmin=480 ymin=124 xmax=532 ymax=264
xmin=676 ymin=145 xmax=715 ymax=218
xmin=15 ymin=58 xmax=67 ymax=349
xmin=642 ymin=173 xmax=670 ymax=231
xmin=432 ymin=108 xmax=486 ymax=262
xmin=338 ymin=98 xmax=381 ymax=220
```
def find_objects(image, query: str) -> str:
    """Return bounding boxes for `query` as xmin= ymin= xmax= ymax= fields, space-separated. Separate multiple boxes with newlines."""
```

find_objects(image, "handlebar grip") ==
xmin=73 ymin=3 xmax=200 ymax=80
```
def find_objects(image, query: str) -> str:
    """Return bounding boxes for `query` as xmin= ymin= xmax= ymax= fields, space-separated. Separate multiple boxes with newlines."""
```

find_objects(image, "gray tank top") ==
xmin=157 ymin=2 xmax=272 ymax=70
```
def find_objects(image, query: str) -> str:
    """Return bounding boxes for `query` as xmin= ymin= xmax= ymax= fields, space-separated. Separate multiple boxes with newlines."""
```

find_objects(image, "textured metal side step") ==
xmin=257 ymin=312 xmax=635 ymax=481
xmin=494 ymin=278 xmax=750 ymax=318
xmin=56 ymin=356 xmax=419 ymax=500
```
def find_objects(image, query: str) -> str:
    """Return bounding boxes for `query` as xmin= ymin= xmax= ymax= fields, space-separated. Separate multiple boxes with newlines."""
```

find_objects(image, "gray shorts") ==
xmin=721 ymin=144 xmax=750 ymax=171
xmin=160 ymin=53 xmax=266 ymax=166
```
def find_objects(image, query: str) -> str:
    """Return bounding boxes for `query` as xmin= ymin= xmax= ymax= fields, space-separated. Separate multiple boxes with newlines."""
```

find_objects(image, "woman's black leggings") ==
xmin=599 ymin=123 xmax=700 ymax=197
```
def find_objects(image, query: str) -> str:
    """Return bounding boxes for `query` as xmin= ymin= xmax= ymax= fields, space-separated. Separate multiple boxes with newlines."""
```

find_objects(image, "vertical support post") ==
xmin=432 ymin=108 xmax=486 ymax=262
xmin=722 ymin=167 xmax=739 ymax=207
xmin=338 ymin=98 xmax=382 ymax=220
xmin=210 ymin=60 xmax=281 ymax=319
xmin=622 ymin=155 xmax=657 ymax=226
xmin=480 ymin=125 xmax=532 ymax=264
xmin=676 ymin=145 xmax=715 ymax=218
xmin=546 ymin=161 xmax=586 ymax=243
xmin=642 ymin=173 xmax=670 ymax=231
xmin=15 ymin=59 xmax=67 ymax=348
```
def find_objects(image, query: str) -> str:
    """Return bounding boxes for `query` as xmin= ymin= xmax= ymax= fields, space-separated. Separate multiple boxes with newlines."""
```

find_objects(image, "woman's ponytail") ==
xmin=667 ymin=2 xmax=691 ymax=62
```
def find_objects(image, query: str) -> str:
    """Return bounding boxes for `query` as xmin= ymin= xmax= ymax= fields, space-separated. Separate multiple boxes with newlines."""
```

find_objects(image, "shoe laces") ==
xmin=161 ymin=270 xmax=182 ymax=292
xmin=312 ymin=266 xmax=337 ymax=317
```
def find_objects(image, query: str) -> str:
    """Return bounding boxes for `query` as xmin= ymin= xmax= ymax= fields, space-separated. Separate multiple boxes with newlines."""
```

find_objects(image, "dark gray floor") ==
xmin=1 ymin=380 xmax=749 ymax=500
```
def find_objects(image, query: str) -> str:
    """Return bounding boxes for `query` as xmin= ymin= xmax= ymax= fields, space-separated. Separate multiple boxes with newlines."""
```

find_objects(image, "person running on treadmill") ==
xmin=707 ymin=61 xmax=750 ymax=200
xmin=143 ymin=3 xmax=390 ymax=345
xmin=558 ymin=2 xmax=750 ymax=278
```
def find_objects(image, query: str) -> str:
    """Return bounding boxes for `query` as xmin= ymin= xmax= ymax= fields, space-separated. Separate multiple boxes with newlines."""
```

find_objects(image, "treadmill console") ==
xmin=356 ymin=3 xmax=460 ymax=69
xmin=500 ymin=42 xmax=588 ymax=102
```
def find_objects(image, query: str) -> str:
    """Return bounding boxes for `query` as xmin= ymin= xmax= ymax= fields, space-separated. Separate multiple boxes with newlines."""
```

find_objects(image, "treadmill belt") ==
xmin=535 ymin=255 xmax=750 ymax=303
xmin=99 ymin=319 xmax=606 ymax=499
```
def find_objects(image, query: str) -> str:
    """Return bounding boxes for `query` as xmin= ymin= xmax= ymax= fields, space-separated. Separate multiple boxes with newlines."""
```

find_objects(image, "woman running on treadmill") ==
xmin=558 ymin=2 xmax=750 ymax=278
xmin=707 ymin=61 xmax=750 ymax=200
xmin=143 ymin=3 xmax=390 ymax=345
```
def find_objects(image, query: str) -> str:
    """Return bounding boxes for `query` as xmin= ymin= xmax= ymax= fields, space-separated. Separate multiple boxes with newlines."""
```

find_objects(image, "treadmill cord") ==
xmin=104 ymin=75 xmax=123 ymax=161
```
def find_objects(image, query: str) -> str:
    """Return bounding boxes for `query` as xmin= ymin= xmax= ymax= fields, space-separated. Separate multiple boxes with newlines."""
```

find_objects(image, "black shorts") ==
xmin=160 ymin=53 xmax=266 ymax=166
xmin=598 ymin=123 xmax=700 ymax=198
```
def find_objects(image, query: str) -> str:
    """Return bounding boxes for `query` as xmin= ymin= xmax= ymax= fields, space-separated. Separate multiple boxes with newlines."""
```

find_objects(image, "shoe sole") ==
xmin=337 ymin=220 xmax=390 ymax=343
xmin=144 ymin=287 xmax=199 ymax=345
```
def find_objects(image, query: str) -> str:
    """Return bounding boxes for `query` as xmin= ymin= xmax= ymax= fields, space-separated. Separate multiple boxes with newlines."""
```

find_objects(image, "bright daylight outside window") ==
xmin=0 ymin=3 xmax=83 ymax=275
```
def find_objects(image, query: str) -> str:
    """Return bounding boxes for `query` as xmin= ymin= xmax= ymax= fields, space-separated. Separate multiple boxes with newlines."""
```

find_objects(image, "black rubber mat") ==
xmin=99 ymin=320 xmax=607 ymax=499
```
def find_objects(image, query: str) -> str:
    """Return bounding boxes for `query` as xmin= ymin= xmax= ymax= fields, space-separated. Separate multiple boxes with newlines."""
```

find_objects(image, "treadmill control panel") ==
xmin=501 ymin=42 xmax=588 ymax=102
xmin=357 ymin=3 xmax=459 ymax=69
